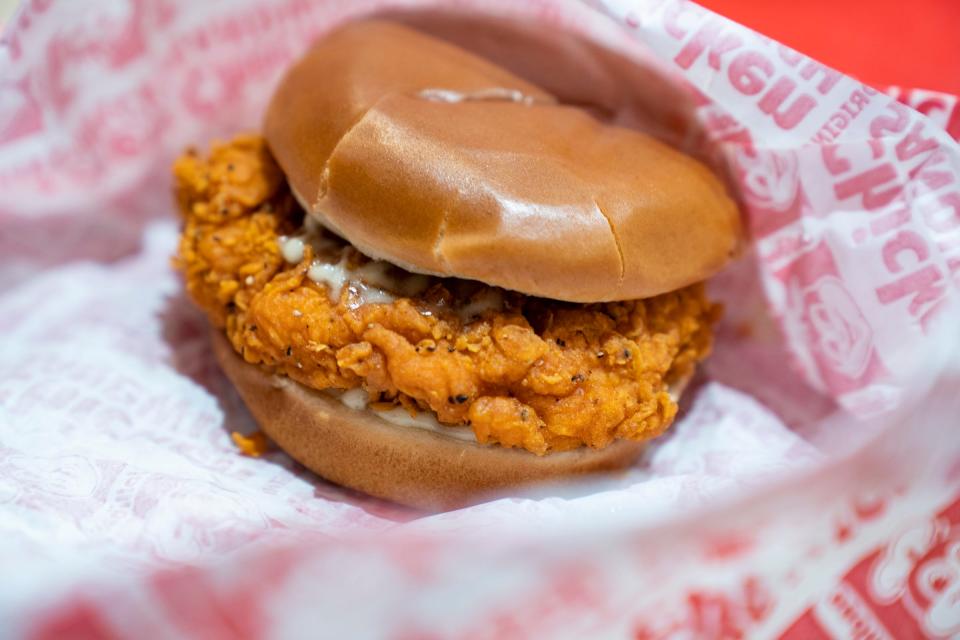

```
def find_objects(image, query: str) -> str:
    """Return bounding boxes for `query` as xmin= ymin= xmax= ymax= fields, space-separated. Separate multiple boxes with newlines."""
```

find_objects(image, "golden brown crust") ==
xmin=174 ymin=136 xmax=719 ymax=456
xmin=264 ymin=20 xmax=742 ymax=302
xmin=212 ymin=331 xmax=644 ymax=511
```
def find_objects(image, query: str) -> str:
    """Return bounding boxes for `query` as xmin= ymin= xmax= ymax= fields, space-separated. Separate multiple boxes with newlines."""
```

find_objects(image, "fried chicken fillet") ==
xmin=174 ymin=135 xmax=720 ymax=456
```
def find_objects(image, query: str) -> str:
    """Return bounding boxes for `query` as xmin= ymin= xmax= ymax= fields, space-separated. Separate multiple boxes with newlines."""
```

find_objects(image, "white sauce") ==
xmin=282 ymin=230 xmax=432 ymax=308
xmin=279 ymin=236 xmax=305 ymax=264
xmin=345 ymin=283 xmax=395 ymax=308
xmin=305 ymin=257 xmax=402 ymax=307
xmin=306 ymin=260 xmax=351 ymax=295
xmin=328 ymin=388 xmax=476 ymax=442
xmin=378 ymin=406 xmax=475 ymax=441
xmin=279 ymin=227 xmax=504 ymax=318
xmin=339 ymin=388 xmax=368 ymax=411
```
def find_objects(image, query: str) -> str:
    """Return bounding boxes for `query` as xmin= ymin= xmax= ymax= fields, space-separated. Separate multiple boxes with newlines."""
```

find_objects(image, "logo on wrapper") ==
xmin=871 ymin=517 xmax=960 ymax=638
xmin=777 ymin=241 xmax=887 ymax=394
xmin=783 ymin=499 xmax=960 ymax=639
xmin=734 ymin=146 xmax=807 ymax=238
xmin=804 ymin=276 xmax=873 ymax=379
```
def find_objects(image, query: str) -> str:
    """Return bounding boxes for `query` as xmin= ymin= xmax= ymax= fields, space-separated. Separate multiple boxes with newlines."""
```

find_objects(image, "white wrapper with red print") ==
xmin=0 ymin=1 xmax=958 ymax=638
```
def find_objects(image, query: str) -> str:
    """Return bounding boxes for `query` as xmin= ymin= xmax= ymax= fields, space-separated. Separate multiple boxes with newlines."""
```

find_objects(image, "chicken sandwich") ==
xmin=173 ymin=20 xmax=741 ymax=509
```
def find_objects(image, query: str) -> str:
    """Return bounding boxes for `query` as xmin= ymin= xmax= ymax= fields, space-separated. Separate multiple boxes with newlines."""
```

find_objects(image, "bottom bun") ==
xmin=211 ymin=331 xmax=646 ymax=511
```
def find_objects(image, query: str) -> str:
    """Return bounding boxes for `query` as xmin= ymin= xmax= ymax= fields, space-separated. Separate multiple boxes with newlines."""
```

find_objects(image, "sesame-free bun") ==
xmin=212 ymin=332 xmax=644 ymax=511
xmin=264 ymin=20 xmax=741 ymax=303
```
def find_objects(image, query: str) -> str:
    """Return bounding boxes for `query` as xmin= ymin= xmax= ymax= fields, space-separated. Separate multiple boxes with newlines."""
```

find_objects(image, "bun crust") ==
xmin=264 ymin=20 xmax=741 ymax=303
xmin=212 ymin=332 xmax=644 ymax=511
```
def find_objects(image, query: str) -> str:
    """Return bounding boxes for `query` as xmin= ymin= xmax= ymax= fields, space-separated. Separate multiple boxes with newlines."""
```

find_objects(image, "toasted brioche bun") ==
xmin=264 ymin=20 xmax=741 ymax=303
xmin=212 ymin=332 xmax=646 ymax=511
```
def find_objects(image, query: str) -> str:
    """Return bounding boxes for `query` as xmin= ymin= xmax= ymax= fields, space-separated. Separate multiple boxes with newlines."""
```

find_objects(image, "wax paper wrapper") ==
xmin=2 ymin=0 xmax=959 ymax=638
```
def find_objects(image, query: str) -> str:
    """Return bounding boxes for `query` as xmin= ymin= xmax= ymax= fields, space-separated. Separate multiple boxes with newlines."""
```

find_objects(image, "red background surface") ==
xmin=698 ymin=0 xmax=960 ymax=96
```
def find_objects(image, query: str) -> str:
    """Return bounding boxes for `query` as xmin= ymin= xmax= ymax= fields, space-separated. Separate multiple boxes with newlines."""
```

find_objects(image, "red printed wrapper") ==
xmin=1 ymin=1 xmax=959 ymax=638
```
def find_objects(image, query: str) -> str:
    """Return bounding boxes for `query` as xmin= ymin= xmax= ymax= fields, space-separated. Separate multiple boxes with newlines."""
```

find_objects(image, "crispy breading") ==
xmin=173 ymin=135 xmax=720 ymax=455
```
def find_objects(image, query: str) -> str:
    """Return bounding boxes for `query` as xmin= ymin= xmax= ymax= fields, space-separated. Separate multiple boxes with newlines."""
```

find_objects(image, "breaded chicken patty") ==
xmin=173 ymin=135 xmax=720 ymax=455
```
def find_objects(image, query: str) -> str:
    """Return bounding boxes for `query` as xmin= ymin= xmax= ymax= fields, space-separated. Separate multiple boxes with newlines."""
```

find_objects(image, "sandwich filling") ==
xmin=174 ymin=135 xmax=720 ymax=455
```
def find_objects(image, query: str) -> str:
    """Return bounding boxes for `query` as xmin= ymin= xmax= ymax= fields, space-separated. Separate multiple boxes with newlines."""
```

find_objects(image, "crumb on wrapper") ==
xmin=231 ymin=431 xmax=271 ymax=457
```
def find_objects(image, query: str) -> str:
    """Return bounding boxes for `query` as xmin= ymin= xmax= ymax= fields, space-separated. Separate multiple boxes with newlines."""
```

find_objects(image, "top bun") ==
xmin=264 ymin=20 xmax=741 ymax=302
